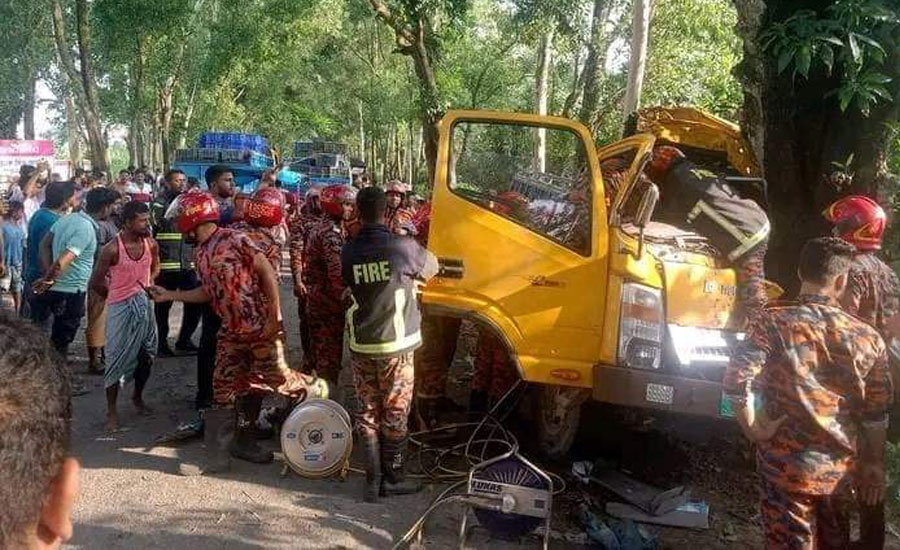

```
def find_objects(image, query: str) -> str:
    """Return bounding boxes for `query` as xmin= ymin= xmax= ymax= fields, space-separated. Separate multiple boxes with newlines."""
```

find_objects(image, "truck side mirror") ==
xmin=635 ymin=183 xmax=658 ymax=257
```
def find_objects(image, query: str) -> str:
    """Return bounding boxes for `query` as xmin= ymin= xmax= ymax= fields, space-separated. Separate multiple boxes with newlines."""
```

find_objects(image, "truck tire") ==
xmin=535 ymin=384 xmax=590 ymax=460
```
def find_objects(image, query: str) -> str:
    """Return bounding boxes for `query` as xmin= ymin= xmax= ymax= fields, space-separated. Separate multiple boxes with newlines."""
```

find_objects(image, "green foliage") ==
xmin=643 ymin=0 xmax=743 ymax=120
xmin=0 ymin=0 xmax=53 ymax=135
xmin=761 ymin=0 xmax=900 ymax=116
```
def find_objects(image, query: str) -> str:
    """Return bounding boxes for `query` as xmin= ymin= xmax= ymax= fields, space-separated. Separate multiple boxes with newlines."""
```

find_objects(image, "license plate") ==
xmin=645 ymin=383 xmax=675 ymax=405
xmin=719 ymin=394 xmax=736 ymax=418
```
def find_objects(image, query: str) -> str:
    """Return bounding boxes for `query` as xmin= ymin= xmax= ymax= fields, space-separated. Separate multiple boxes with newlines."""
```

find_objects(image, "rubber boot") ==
xmin=380 ymin=435 xmax=422 ymax=496
xmin=361 ymin=432 xmax=382 ymax=503
xmin=203 ymin=408 xmax=234 ymax=473
xmin=229 ymin=396 xmax=274 ymax=464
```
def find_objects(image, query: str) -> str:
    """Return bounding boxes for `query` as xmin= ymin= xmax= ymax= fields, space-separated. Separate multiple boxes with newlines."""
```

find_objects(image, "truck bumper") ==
xmin=592 ymin=364 xmax=729 ymax=418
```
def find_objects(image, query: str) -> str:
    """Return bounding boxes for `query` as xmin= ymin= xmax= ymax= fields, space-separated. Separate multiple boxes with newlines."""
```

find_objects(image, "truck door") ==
xmin=423 ymin=111 xmax=607 ymax=388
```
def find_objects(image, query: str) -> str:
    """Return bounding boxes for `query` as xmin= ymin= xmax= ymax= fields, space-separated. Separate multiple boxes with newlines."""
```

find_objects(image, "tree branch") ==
xmin=367 ymin=0 xmax=416 ymax=47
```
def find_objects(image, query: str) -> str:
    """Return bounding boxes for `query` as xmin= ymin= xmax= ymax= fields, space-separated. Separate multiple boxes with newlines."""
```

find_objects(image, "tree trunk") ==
xmin=732 ymin=0 xmax=900 ymax=293
xmin=562 ymin=47 xmax=585 ymax=119
xmin=23 ymin=75 xmax=36 ymax=140
xmin=177 ymin=81 xmax=198 ymax=150
xmin=74 ymin=0 xmax=107 ymax=171
xmin=64 ymin=93 xmax=83 ymax=167
xmin=409 ymin=35 xmax=441 ymax=185
xmin=158 ymin=79 xmax=176 ymax=169
xmin=358 ymin=99 xmax=366 ymax=165
xmin=533 ymin=29 xmax=554 ymax=173
xmin=622 ymin=0 xmax=651 ymax=126
xmin=51 ymin=0 xmax=107 ymax=171
xmin=579 ymin=0 xmax=614 ymax=132
xmin=366 ymin=0 xmax=442 ymax=185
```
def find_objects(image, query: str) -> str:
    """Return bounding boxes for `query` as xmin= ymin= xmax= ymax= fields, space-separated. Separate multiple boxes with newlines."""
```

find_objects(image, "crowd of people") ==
xmin=1 ymin=145 xmax=900 ymax=549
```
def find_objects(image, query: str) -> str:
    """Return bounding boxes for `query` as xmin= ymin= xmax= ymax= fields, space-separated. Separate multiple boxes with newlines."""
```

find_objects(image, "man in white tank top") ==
xmin=89 ymin=201 xmax=160 ymax=432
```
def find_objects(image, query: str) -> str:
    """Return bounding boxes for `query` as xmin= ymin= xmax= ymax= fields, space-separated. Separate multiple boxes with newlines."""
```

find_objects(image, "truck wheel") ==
xmin=535 ymin=385 xmax=590 ymax=460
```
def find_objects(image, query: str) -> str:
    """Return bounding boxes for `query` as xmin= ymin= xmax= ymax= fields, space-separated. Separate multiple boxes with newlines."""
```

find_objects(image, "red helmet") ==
xmin=168 ymin=191 xmax=220 ymax=233
xmin=645 ymin=145 xmax=686 ymax=183
xmin=320 ymin=185 xmax=357 ymax=218
xmin=245 ymin=187 xmax=285 ymax=227
xmin=823 ymin=195 xmax=886 ymax=251
xmin=386 ymin=180 xmax=407 ymax=195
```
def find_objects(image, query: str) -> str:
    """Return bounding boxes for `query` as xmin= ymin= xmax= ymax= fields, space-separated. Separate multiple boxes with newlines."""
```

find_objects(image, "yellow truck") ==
xmin=422 ymin=106 xmax=769 ymax=457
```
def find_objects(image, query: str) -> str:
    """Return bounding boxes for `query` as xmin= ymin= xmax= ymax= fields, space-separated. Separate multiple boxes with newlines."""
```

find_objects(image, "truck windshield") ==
xmin=449 ymin=121 xmax=593 ymax=256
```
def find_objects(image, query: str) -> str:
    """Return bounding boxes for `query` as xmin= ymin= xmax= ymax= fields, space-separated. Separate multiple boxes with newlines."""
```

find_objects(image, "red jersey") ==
xmin=232 ymin=221 xmax=282 ymax=274
xmin=303 ymin=219 xmax=347 ymax=313
xmin=195 ymin=227 xmax=269 ymax=341
xmin=288 ymin=212 xmax=321 ymax=284
xmin=844 ymin=252 xmax=900 ymax=336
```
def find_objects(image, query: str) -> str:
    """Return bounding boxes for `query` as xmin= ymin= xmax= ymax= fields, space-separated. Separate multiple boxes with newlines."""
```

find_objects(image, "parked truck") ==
xmin=422 ymin=107 xmax=774 ymax=457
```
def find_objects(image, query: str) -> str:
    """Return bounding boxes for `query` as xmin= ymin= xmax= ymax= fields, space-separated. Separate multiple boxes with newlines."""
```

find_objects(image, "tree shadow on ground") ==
xmin=66 ymin=503 xmax=396 ymax=549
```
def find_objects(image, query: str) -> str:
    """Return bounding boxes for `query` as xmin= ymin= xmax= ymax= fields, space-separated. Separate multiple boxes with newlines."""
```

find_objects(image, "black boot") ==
xmin=229 ymin=396 xmax=274 ymax=464
xmin=380 ymin=435 xmax=422 ymax=496
xmin=179 ymin=408 xmax=232 ymax=475
xmin=203 ymin=408 xmax=233 ymax=473
xmin=361 ymin=432 xmax=381 ymax=503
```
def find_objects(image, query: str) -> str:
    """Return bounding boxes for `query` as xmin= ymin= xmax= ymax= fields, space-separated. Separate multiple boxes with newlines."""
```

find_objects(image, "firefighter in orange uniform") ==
xmin=303 ymin=185 xmax=357 ymax=384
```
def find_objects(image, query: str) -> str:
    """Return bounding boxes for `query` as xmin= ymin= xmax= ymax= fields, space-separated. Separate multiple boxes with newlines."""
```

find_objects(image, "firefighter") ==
xmin=470 ymin=330 xmax=519 ymax=415
xmin=646 ymin=145 xmax=770 ymax=324
xmin=232 ymin=187 xmax=286 ymax=273
xmin=825 ymin=195 xmax=900 ymax=550
xmin=151 ymin=191 xmax=329 ymax=470
xmin=384 ymin=181 xmax=416 ymax=236
xmin=724 ymin=237 xmax=890 ymax=548
xmin=341 ymin=186 xmax=439 ymax=502
xmin=303 ymin=184 xmax=357 ymax=385
xmin=289 ymin=186 xmax=324 ymax=368
xmin=150 ymin=169 xmax=201 ymax=357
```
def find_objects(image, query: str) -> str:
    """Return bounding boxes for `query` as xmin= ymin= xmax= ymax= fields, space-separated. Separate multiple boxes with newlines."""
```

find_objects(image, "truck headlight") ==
xmin=618 ymin=283 xmax=663 ymax=370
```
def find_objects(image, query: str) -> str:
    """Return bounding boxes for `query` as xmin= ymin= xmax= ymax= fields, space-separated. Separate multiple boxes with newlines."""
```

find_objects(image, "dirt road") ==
xmin=62 ymin=288 xmax=537 ymax=549
xmin=56 ymin=283 xmax=899 ymax=549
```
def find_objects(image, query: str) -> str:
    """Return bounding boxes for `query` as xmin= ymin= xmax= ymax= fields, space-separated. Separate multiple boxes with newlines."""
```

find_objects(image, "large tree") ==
xmin=51 ymin=0 xmax=108 ymax=171
xmin=733 ymin=0 xmax=900 ymax=290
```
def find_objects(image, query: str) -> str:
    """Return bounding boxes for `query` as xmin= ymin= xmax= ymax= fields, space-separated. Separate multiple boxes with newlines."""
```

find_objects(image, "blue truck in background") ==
xmin=172 ymin=134 xmax=354 ymax=196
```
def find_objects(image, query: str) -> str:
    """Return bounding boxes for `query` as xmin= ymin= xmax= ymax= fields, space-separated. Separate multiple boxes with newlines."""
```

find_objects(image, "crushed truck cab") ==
xmin=423 ymin=107 xmax=769 ymax=450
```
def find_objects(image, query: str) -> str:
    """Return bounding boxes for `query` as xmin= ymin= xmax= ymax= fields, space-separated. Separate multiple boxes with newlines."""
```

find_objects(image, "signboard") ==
xmin=0 ymin=140 xmax=55 ymax=158
xmin=0 ymin=140 xmax=62 ymax=183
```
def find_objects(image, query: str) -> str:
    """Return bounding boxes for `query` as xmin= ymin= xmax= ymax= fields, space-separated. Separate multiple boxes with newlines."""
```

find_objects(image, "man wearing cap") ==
xmin=289 ymin=186 xmax=323 ymax=368
xmin=150 ymin=191 xmax=328 ymax=471
xmin=151 ymin=169 xmax=201 ymax=357
xmin=384 ymin=181 xmax=416 ymax=236
xmin=825 ymin=195 xmax=900 ymax=549
xmin=302 ymin=184 xmax=357 ymax=385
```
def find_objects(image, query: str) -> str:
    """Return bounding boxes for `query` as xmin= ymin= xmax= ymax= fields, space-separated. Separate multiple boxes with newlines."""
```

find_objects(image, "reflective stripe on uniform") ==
xmin=159 ymin=261 xmax=182 ymax=271
xmin=688 ymin=200 xmax=770 ymax=261
xmin=346 ymin=289 xmax=422 ymax=355
xmin=156 ymin=233 xmax=182 ymax=241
